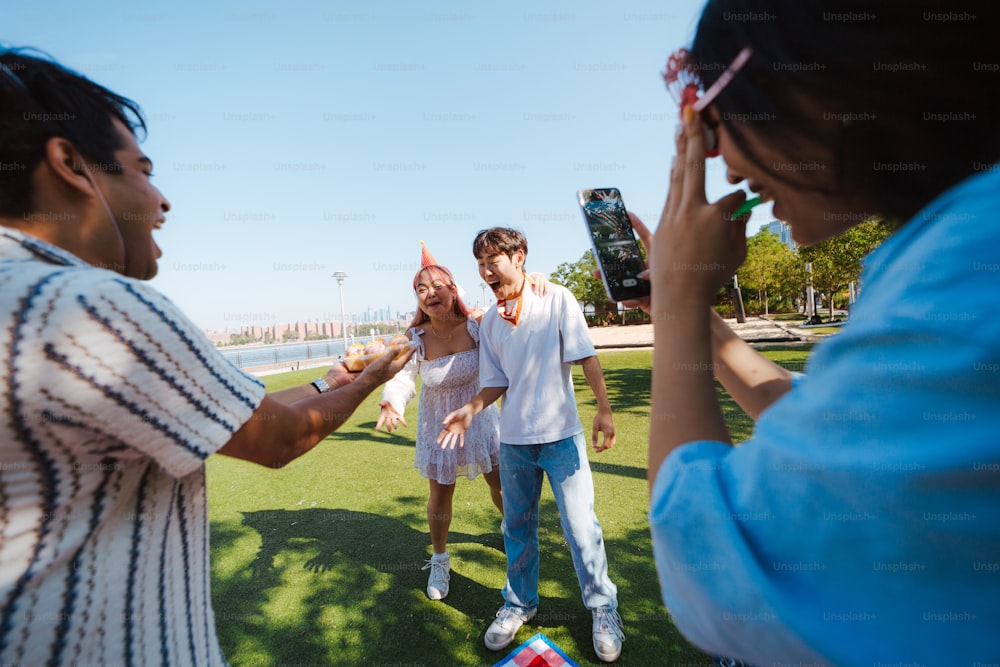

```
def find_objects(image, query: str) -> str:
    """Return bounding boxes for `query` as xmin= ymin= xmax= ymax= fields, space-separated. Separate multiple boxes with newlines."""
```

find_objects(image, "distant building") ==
xmin=203 ymin=330 xmax=231 ymax=346
xmin=760 ymin=219 xmax=795 ymax=250
xmin=204 ymin=315 xmax=412 ymax=347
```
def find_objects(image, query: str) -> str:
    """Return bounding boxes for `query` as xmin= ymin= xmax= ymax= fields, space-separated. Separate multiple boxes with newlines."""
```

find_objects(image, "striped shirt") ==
xmin=0 ymin=228 xmax=266 ymax=666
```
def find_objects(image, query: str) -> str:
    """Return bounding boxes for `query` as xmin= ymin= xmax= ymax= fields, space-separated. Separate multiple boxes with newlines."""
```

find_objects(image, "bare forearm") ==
xmin=269 ymin=384 xmax=321 ymax=405
xmin=220 ymin=374 xmax=382 ymax=467
xmin=470 ymin=386 xmax=506 ymax=414
xmin=709 ymin=309 xmax=793 ymax=419
xmin=579 ymin=355 xmax=611 ymax=412
xmin=269 ymin=362 xmax=359 ymax=406
xmin=649 ymin=301 xmax=731 ymax=493
xmin=580 ymin=355 xmax=617 ymax=451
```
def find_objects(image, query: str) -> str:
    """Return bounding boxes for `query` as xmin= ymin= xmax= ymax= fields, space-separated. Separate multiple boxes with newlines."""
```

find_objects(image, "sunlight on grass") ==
xmin=209 ymin=345 xmax=813 ymax=666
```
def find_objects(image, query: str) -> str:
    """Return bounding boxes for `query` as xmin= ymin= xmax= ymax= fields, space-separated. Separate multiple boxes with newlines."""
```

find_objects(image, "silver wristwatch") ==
xmin=311 ymin=377 xmax=331 ymax=394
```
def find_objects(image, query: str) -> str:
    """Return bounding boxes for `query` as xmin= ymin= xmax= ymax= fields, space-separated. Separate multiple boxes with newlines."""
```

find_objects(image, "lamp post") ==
xmin=332 ymin=271 xmax=348 ymax=353
xmin=732 ymin=273 xmax=746 ymax=324
xmin=804 ymin=262 xmax=815 ymax=319
xmin=480 ymin=282 xmax=489 ymax=309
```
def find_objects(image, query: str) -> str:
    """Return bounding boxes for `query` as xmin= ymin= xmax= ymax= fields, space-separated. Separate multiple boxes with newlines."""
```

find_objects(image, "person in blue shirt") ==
xmin=632 ymin=1 xmax=1000 ymax=664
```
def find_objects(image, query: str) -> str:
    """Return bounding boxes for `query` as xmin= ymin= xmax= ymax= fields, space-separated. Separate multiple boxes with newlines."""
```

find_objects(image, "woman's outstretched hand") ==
xmin=437 ymin=405 xmax=473 ymax=450
xmin=376 ymin=401 xmax=407 ymax=433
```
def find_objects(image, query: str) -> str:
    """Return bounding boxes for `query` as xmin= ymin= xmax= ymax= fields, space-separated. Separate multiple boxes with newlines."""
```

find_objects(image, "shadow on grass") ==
xmin=589 ymin=461 xmax=647 ymax=480
xmin=211 ymin=499 xmax=709 ymax=666
xmin=718 ymin=382 xmax=755 ymax=444
xmin=514 ymin=499 xmax=711 ymax=666
xmin=716 ymin=355 xmax=809 ymax=445
xmin=581 ymin=366 xmax=652 ymax=413
xmin=330 ymin=420 xmax=416 ymax=447
xmin=213 ymin=507 xmax=508 ymax=665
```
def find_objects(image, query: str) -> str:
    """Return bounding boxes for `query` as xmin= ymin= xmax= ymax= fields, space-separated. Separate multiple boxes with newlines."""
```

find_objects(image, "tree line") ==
xmin=551 ymin=220 xmax=892 ymax=323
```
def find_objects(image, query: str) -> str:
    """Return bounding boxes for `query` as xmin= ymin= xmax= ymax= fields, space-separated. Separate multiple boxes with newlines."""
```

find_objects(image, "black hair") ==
xmin=689 ymin=0 xmax=1000 ymax=224
xmin=473 ymin=227 xmax=528 ymax=260
xmin=0 ymin=47 xmax=146 ymax=217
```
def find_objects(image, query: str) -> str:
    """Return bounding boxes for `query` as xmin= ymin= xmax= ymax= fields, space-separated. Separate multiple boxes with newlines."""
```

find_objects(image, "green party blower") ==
xmin=731 ymin=196 xmax=762 ymax=220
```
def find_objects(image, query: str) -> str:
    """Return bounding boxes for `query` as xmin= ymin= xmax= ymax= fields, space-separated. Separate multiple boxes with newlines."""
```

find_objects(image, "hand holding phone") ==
xmin=578 ymin=188 xmax=651 ymax=303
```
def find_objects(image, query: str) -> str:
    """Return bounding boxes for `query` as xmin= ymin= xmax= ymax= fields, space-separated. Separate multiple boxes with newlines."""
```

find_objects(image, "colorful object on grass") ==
xmin=491 ymin=633 xmax=581 ymax=667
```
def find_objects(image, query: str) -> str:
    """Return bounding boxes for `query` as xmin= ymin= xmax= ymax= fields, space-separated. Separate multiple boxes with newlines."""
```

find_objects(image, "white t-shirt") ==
xmin=0 ymin=229 xmax=266 ymax=666
xmin=479 ymin=283 xmax=595 ymax=444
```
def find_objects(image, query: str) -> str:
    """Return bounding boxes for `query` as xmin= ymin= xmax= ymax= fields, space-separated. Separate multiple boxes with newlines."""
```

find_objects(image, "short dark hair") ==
xmin=689 ymin=0 xmax=1000 ymax=224
xmin=0 ymin=47 xmax=146 ymax=217
xmin=473 ymin=227 xmax=528 ymax=260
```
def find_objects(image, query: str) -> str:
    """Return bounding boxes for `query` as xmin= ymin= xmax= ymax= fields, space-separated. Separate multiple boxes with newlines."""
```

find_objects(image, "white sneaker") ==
xmin=592 ymin=607 xmax=624 ymax=662
xmin=484 ymin=605 xmax=536 ymax=651
xmin=421 ymin=555 xmax=450 ymax=600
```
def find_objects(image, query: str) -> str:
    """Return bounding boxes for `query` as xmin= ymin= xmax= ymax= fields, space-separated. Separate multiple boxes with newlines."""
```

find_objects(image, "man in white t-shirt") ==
xmin=0 ymin=48 xmax=412 ymax=666
xmin=439 ymin=227 xmax=624 ymax=663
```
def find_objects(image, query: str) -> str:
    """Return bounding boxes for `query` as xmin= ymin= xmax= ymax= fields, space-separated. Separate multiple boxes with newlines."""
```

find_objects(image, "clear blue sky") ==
xmin=7 ymin=0 xmax=770 ymax=331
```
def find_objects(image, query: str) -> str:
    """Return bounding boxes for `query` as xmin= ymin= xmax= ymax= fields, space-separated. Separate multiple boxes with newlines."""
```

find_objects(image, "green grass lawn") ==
xmin=769 ymin=312 xmax=807 ymax=322
xmin=208 ymin=346 xmax=812 ymax=666
xmin=802 ymin=326 xmax=845 ymax=336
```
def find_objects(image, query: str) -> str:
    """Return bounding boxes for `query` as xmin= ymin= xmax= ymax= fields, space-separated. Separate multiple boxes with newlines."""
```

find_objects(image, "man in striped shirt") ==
xmin=0 ymin=48 xmax=413 ymax=666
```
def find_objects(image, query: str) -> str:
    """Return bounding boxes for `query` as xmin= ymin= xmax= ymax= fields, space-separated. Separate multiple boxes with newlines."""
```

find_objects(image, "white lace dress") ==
xmin=380 ymin=318 xmax=500 ymax=484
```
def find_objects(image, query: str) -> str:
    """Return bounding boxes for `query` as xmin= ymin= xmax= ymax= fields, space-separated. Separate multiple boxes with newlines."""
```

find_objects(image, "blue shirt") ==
xmin=650 ymin=168 xmax=1000 ymax=665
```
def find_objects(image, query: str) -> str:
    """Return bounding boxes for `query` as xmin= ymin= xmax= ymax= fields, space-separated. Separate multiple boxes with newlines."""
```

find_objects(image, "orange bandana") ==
xmin=497 ymin=274 xmax=533 ymax=326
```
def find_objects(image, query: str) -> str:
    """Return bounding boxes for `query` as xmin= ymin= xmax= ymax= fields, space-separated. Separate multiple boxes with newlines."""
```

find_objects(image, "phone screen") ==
xmin=578 ymin=188 xmax=650 ymax=302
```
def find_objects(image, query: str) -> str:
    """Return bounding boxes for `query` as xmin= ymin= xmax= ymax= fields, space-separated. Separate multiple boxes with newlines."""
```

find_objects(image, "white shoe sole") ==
xmin=484 ymin=610 xmax=535 ymax=651
xmin=485 ymin=632 xmax=516 ymax=651
xmin=594 ymin=642 xmax=622 ymax=662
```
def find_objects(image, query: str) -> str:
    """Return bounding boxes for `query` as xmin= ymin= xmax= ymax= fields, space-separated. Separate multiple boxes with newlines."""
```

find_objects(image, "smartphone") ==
xmin=577 ymin=188 xmax=650 ymax=302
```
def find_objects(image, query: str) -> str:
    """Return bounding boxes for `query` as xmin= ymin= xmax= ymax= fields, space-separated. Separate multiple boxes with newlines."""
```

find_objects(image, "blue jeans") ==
xmin=499 ymin=433 xmax=617 ymax=612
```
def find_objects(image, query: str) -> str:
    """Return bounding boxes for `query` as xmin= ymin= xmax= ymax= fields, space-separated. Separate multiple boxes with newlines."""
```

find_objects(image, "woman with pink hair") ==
xmin=377 ymin=245 xmax=546 ymax=601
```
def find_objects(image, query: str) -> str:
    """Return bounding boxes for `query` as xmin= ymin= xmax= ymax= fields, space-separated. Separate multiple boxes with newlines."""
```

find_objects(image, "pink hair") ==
xmin=409 ymin=264 xmax=471 ymax=327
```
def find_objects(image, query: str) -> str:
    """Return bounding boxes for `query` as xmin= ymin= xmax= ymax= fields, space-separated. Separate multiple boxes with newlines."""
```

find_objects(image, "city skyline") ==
xmin=203 ymin=313 xmax=411 ymax=347
xmin=6 ymin=1 xmax=772 ymax=332
xmin=203 ymin=293 xmax=502 ymax=337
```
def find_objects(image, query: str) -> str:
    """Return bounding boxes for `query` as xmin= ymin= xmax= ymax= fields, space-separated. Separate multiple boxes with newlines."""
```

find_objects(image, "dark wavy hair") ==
xmin=0 ymin=47 xmax=146 ymax=217
xmin=688 ymin=0 xmax=1000 ymax=225
xmin=472 ymin=227 xmax=528 ymax=260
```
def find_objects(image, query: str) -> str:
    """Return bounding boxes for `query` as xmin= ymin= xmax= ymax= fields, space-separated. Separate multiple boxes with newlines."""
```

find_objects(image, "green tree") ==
xmin=550 ymin=251 xmax=616 ymax=319
xmin=738 ymin=230 xmax=805 ymax=315
xmin=228 ymin=333 xmax=256 ymax=346
xmin=798 ymin=219 xmax=893 ymax=320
